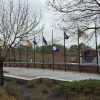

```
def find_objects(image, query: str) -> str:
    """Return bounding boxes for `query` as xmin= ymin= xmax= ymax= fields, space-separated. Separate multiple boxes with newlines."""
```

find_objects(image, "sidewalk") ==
xmin=4 ymin=67 xmax=100 ymax=81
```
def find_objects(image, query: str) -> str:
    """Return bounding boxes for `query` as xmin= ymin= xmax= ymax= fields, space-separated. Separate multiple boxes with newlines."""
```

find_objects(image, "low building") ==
xmin=80 ymin=48 xmax=100 ymax=65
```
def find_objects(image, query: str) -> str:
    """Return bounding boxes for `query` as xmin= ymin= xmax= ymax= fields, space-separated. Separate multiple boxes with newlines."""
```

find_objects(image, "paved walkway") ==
xmin=4 ymin=67 xmax=100 ymax=81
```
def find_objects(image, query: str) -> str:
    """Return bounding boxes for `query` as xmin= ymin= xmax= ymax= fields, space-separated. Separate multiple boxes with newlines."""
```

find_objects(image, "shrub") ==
xmin=0 ymin=87 xmax=17 ymax=100
xmin=52 ymin=79 xmax=100 ymax=96
xmin=26 ymin=80 xmax=35 ymax=88
xmin=4 ymin=80 xmax=21 ymax=99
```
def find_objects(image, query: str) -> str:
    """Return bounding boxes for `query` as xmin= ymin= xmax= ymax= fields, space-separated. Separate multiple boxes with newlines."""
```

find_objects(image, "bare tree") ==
xmin=48 ymin=0 xmax=100 ymax=37
xmin=49 ymin=0 xmax=100 ymax=72
xmin=0 ymin=0 xmax=41 ymax=85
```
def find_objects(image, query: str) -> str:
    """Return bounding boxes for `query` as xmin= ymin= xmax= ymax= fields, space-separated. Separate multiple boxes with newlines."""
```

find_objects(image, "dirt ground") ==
xmin=0 ymin=78 xmax=100 ymax=100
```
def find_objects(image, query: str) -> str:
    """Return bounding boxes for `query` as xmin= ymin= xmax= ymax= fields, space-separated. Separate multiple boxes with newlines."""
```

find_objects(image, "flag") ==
xmin=24 ymin=40 xmax=32 ymax=48
xmin=43 ymin=36 xmax=48 ymax=45
xmin=26 ymin=40 xmax=32 ymax=48
xmin=52 ymin=46 xmax=60 ymax=52
xmin=64 ymin=32 xmax=69 ymax=39
xmin=77 ymin=26 xmax=88 ymax=40
xmin=78 ymin=28 xmax=88 ymax=38
xmin=33 ymin=38 xmax=37 ymax=45
xmin=78 ymin=29 xmax=84 ymax=37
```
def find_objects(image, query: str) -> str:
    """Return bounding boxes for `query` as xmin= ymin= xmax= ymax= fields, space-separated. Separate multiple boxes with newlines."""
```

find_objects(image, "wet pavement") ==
xmin=4 ymin=67 xmax=100 ymax=81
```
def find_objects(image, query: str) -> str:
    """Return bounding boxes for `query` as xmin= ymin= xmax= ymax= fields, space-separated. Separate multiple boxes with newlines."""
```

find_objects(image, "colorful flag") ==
xmin=24 ymin=40 xmax=32 ymax=48
xmin=43 ymin=36 xmax=48 ymax=45
xmin=52 ymin=46 xmax=60 ymax=52
xmin=64 ymin=32 xmax=69 ymax=39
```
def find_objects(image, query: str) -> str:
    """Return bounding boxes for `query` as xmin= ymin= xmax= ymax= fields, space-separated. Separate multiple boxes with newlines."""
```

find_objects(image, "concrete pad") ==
xmin=4 ymin=67 xmax=100 ymax=81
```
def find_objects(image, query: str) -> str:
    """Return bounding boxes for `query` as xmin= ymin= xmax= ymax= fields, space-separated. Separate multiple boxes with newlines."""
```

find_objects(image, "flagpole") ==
xmin=26 ymin=46 xmax=28 ymax=68
xmin=9 ymin=48 xmax=10 ymax=63
xmin=0 ymin=47 xmax=4 ymax=86
xmin=42 ymin=32 xmax=44 ymax=69
xmin=13 ymin=47 xmax=16 ymax=67
xmin=33 ymin=36 xmax=36 ymax=68
xmin=64 ymin=31 xmax=67 ymax=71
xmin=18 ymin=43 xmax=21 ymax=63
xmin=19 ymin=44 xmax=22 ymax=63
xmin=7 ymin=47 xmax=10 ymax=67
xmin=52 ymin=30 xmax=54 ymax=71
xmin=95 ymin=23 xmax=99 ymax=73
xmin=77 ymin=26 xmax=80 ymax=72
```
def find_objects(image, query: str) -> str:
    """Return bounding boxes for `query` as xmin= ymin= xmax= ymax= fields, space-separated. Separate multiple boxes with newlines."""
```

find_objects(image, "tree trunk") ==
xmin=0 ymin=58 xmax=4 ymax=86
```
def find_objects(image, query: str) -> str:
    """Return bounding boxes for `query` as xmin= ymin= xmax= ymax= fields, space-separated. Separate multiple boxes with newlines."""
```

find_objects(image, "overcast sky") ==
xmin=29 ymin=0 xmax=100 ymax=48
xmin=28 ymin=0 xmax=65 ymax=45
xmin=4 ymin=0 xmax=99 ymax=48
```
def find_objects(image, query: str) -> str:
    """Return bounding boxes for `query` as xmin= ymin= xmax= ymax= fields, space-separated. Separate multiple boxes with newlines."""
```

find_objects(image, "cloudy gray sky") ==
xmin=4 ymin=0 xmax=99 ymax=48
xmin=29 ymin=0 xmax=99 ymax=48
xmin=29 ymin=0 xmax=65 ymax=45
